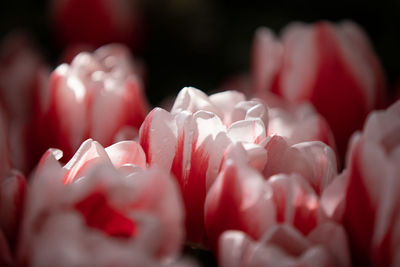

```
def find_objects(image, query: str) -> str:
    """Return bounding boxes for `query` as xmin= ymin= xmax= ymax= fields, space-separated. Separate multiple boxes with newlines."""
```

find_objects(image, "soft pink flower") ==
xmin=205 ymin=140 xmax=339 ymax=250
xmin=17 ymin=139 xmax=185 ymax=266
xmin=219 ymin=222 xmax=350 ymax=267
xmin=36 ymin=45 xmax=148 ymax=162
xmin=338 ymin=100 xmax=400 ymax=266
xmin=252 ymin=21 xmax=386 ymax=156
xmin=139 ymin=87 xmax=269 ymax=243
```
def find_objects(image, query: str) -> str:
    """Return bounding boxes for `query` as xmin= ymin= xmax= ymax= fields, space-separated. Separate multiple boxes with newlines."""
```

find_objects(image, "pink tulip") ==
xmin=204 ymin=148 xmax=275 ymax=247
xmin=36 ymin=45 xmax=148 ymax=163
xmin=219 ymin=221 xmax=350 ymax=267
xmin=338 ymin=100 xmax=400 ymax=266
xmin=252 ymin=21 xmax=386 ymax=156
xmin=140 ymin=87 xmax=269 ymax=243
xmin=50 ymin=0 xmax=143 ymax=49
xmin=18 ymin=139 xmax=184 ymax=265
xmin=205 ymin=140 xmax=340 ymax=250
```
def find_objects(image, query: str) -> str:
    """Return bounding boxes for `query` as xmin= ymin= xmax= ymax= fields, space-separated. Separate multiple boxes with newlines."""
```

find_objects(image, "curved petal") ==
xmin=105 ymin=140 xmax=146 ymax=169
xmin=205 ymin=160 xmax=275 ymax=248
xmin=63 ymin=139 xmax=111 ymax=184
xmin=139 ymin=108 xmax=178 ymax=169
xmin=171 ymin=87 xmax=223 ymax=119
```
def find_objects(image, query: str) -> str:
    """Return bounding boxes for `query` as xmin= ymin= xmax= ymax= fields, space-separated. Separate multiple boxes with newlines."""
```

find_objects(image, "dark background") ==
xmin=1 ymin=0 xmax=400 ymax=105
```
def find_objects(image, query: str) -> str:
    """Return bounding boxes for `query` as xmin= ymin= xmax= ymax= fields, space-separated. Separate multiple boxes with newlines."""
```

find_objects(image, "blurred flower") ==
xmin=267 ymin=102 xmax=335 ymax=149
xmin=33 ymin=44 xmax=148 ymax=165
xmin=0 ymin=170 xmax=26 ymax=249
xmin=252 ymin=21 xmax=386 ymax=157
xmin=50 ymin=0 xmax=143 ymax=49
xmin=0 ymin=32 xmax=49 ymax=172
xmin=219 ymin=222 xmax=350 ymax=267
xmin=338 ymin=100 xmax=400 ymax=266
xmin=17 ymin=139 xmax=185 ymax=266
xmin=0 ymin=105 xmax=27 ymax=258
xmin=139 ymin=87 xmax=269 ymax=243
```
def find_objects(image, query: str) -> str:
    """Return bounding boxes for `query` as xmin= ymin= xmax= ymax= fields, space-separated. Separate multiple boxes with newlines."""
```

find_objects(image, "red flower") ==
xmin=35 ymin=45 xmax=148 ymax=163
xmin=204 ymin=141 xmax=339 ymax=250
xmin=140 ymin=87 xmax=269 ymax=244
xmin=252 ymin=21 xmax=386 ymax=156
xmin=219 ymin=222 xmax=350 ymax=267
xmin=17 ymin=139 xmax=185 ymax=265
xmin=339 ymin=100 xmax=400 ymax=266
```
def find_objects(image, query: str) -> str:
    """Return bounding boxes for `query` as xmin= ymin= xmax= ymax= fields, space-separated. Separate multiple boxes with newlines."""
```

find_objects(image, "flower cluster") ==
xmin=0 ymin=16 xmax=399 ymax=267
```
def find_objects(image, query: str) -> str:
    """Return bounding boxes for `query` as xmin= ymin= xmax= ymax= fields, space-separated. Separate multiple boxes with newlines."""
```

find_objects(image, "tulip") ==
xmin=36 ymin=45 xmax=148 ymax=163
xmin=205 ymin=140 xmax=340 ymax=250
xmin=339 ymin=100 xmax=400 ymax=266
xmin=252 ymin=21 xmax=386 ymax=156
xmin=18 ymin=139 xmax=185 ymax=265
xmin=140 ymin=87 xmax=269 ymax=244
xmin=219 ymin=222 xmax=350 ymax=267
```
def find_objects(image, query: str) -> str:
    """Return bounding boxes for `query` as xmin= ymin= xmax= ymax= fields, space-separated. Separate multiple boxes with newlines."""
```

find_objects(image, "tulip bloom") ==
xmin=18 ymin=139 xmax=185 ymax=266
xmin=36 ymin=45 xmax=148 ymax=162
xmin=205 ymin=139 xmax=339 ymax=249
xmin=340 ymin=100 xmax=400 ymax=266
xmin=252 ymin=21 xmax=386 ymax=156
xmin=140 ymin=87 xmax=269 ymax=243
xmin=219 ymin=222 xmax=350 ymax=267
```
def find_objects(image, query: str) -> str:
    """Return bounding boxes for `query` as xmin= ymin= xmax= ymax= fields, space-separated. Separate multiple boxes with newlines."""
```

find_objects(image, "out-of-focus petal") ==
xmin=0 ymin=170 xmax=26 ymax=246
